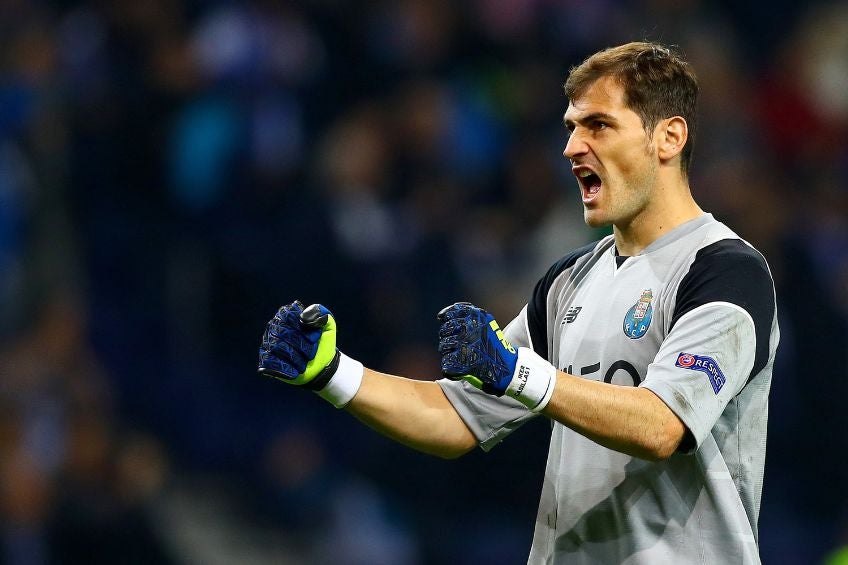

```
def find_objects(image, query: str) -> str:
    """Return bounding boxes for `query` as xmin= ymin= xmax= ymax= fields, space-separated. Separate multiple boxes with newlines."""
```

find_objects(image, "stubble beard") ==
xmin=611 ymin=140 xmax=659 ymax=230
xmin=583 ymin=158 xmax=657 ymax=230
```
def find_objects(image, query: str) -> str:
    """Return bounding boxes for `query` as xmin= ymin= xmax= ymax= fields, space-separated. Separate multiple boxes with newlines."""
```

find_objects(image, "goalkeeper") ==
xmin=259 ymin=42 xmax=779 ymax=564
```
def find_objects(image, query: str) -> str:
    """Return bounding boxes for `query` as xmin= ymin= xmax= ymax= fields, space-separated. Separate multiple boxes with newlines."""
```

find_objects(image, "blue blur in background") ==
xmin=1 ymin=0 xmax=847 ymax=563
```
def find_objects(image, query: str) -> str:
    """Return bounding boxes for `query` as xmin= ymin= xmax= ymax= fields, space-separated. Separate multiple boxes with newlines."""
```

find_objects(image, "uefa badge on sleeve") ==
xmin=676 ymin=352 xmax=726 ymax=394
xmin=623 ymin=289 xmax=653 ymax=339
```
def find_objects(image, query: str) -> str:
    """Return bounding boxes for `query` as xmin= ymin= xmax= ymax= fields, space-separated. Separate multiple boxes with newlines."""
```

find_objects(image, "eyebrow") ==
xmin=563 ymin=111 xmax=618 ymax=129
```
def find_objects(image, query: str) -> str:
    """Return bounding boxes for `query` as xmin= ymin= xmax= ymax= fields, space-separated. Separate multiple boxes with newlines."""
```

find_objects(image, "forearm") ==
xmin=346 ymin=368 xmax=477 ymax=459
xmin=256 ymin=301 xmax=476 ymax=459
xmin=432 ymin=302 xmax=687 ymax=461
xmin=542 ymin=371 xmax=686 ymax=461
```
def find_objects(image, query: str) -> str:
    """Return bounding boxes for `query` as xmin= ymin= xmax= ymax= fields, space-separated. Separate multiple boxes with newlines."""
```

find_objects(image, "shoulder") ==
xmin=674 ymin=239 xmax=773 ymax=310
xmin=693 ymin=237 xmax=769 ymax=266
xmin=672 ymin=237 xmax=777 ymax=378
xmin=673 ymin=238 xmax=774 ymax=321
xmin=536 ymin=238 xmax=607 ymax=292
xmin=527 ymin=238 xmax=607 ymax=359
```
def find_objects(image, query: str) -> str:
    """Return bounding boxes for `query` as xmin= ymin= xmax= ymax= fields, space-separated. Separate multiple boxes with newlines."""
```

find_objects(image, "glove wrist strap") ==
xmin=303 ymin=350 xmax=341 ymax=391
xmin=315 ymin=352 xmax=364 ymax=408
xmin=505 ymin=347 xmax=557 ymax=412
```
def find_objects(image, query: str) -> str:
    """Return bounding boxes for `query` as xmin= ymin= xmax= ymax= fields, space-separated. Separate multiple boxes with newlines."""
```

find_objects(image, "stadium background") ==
xmin=1 ymin=0 xmax=847 ymax=563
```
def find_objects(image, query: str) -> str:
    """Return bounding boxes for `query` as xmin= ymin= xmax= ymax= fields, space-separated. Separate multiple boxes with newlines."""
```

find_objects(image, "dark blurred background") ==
xmin=1 ymin=0 xmax=847 ymax=563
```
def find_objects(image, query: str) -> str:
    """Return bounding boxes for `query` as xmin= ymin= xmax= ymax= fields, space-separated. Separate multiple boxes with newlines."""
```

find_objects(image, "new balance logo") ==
xmin=563 ymin=306 xmax=583 ymax=324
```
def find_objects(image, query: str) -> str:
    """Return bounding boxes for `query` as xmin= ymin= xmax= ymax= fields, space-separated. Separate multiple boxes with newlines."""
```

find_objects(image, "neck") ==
xmin=613 ymin=178 xmax=703 ymax=256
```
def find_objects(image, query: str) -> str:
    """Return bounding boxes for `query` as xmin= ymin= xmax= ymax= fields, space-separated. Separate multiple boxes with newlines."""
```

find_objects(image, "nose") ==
xmin=563 ymin=130 xmax=588 ymax=161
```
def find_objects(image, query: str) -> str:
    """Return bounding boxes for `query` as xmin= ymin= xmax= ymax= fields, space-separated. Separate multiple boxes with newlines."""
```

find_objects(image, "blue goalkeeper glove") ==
xmin=437 ymin=302 xmax=517 ymax=396
xmin=258 ymin=301 xmax=363 ymax=407
xmin=437 ymin=302 xmax=557 ymax=412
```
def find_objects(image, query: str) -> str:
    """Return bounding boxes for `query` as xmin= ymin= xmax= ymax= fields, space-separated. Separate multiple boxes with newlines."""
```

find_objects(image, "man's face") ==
xmin=563 ymin=76 xmax=659 ymax=229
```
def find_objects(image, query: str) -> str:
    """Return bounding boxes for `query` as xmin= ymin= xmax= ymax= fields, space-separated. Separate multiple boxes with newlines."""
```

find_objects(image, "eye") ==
xmin=593 ymin=120 xmax=608 ymax=130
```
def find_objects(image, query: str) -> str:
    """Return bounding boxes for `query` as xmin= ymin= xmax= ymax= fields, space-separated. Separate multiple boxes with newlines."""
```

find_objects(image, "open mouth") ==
xmin=574 ymin=167 xmax=602 ymax=200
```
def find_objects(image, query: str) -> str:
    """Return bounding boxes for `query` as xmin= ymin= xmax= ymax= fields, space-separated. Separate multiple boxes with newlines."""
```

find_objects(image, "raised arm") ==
xmin=541 ymin=373 xmax=685 ymax=461
xmin=257 ymin=301 xmax=476 ymax=460
xmin=437 ymin=302 xmax=685 ymax=461
xmin=348 ymin=369 xmax=476 ymax=459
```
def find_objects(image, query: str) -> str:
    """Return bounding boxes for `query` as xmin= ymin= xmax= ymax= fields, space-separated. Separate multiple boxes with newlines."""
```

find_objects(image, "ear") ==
xmin=655 ymin=116 xmax=688 ymax=163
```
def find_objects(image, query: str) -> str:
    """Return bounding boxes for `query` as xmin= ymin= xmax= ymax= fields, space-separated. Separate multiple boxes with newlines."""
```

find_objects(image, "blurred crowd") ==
xmin=1 ymin=0 xmax=847 ymax=563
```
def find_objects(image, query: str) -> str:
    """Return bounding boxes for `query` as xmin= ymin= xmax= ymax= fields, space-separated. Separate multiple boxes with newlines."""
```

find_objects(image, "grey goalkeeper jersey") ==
xmin=439 ymin=214 xmax=779 ymax=564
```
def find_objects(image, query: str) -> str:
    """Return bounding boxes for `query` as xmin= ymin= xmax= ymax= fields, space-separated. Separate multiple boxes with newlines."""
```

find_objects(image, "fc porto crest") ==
xmin=623 ymin=289 xmax=654 ymax=339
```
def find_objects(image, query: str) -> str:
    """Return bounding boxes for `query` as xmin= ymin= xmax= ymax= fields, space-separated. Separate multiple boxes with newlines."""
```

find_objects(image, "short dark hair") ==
xmin=564 ymin=42 xmax=699 ymax=176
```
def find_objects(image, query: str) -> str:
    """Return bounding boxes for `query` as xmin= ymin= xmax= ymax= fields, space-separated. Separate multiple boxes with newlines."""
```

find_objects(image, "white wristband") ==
xmin=505 ymin=347 xmax=557 ymax=412
xmin=316 ymin=352 xmax=364 ymax=408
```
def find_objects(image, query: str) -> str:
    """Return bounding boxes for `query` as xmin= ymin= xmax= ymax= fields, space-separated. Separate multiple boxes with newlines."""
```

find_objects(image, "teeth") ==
xmin=578 ymin=169 xmax=593 ymax=178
